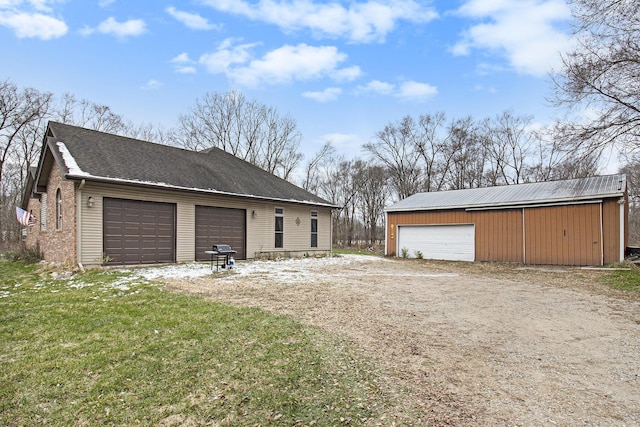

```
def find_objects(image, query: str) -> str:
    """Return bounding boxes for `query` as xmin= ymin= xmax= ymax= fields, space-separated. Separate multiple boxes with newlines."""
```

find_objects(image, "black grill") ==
xmin=212 ymin=244 xmax=236 ymax=255
xmin=207 ymin=244 xmax=237 ymax=270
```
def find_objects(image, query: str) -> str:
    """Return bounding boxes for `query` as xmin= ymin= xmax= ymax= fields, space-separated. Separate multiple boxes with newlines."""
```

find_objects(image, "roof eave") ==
xmin=384 ymin=192 xmax=626 ymax=213
xmin=65 ymin=174 xmax=339 ymax=209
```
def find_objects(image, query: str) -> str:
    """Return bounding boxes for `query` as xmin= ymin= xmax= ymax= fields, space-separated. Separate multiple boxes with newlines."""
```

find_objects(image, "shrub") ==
xmin=401 ymin=247 xmax=409 ymax=258
xmin=9 ymin=243 xmax=43 ymax=264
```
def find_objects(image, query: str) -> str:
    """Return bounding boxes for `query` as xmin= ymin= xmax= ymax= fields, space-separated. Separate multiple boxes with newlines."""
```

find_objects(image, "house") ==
xmin=22 ymin=121 xmax=337 ymax=267
xmin=384 ymin=174 xmax=628 ymax=266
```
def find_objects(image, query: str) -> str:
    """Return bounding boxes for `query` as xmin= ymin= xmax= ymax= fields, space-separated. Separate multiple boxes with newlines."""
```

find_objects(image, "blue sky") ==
xmin=1 ymin=0 xmax=574 ymax=161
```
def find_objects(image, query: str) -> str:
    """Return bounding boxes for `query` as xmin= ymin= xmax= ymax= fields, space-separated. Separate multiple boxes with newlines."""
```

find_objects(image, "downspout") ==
xmin=619 ymin=197 xmax=626 ymax=261
xmin=522 ymin=208 xmax=526 ymax=264
xmin=384 ymin=211 xmax=388 ymax=256
xmin=600 ymin=202 xmax=604 ymax=266
xmin=77 ymin=179 xmax=85 ymax=271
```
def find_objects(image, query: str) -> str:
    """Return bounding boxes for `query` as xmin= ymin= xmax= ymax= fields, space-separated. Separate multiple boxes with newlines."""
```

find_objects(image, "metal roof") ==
xmin=385 ymin=174 xmax=627 ymax=212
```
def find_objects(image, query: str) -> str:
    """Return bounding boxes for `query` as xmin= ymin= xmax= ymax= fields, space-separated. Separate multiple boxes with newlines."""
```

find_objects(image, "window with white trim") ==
xmin=275 ymin=207 xmax=284 ymax=248
xmin=56 ymin=189 xmax=62 ymax=230
xmin=40 ymin=193 xmax=47 ymax=230
xmin=311 ymin=211 xmax=318 ymax=248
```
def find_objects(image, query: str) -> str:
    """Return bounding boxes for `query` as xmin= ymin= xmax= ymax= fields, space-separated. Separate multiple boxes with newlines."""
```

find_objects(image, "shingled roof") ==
xmin=38 ymin=121 xmax=334 ymax=207
xmin=386 ymin=174 xmax=627 ymax=212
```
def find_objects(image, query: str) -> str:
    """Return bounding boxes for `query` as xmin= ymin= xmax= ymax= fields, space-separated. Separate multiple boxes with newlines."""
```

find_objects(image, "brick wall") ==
xmin=25 ymin=162 xmax=77 ymax=266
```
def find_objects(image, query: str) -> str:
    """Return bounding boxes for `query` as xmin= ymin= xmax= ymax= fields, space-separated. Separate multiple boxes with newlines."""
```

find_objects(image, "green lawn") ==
xmin=600 ymin=268 xmax=640 ymax=292
xmin=0 ymin=261 xmax=391 ymax=426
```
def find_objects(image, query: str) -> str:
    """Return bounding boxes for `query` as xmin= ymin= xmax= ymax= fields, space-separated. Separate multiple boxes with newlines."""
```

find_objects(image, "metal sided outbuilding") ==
xmin=385 ymin=174 xmax=628 ymax=266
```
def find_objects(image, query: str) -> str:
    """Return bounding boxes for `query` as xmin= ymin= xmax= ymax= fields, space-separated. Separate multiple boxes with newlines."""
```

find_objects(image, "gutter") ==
xmin=64 ymin=174 xmax=339 ymax=209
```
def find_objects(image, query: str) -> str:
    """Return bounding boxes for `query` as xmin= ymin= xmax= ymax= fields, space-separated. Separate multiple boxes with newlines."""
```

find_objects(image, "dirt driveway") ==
xmin=164 ymin=255 xmax=640 ymax=426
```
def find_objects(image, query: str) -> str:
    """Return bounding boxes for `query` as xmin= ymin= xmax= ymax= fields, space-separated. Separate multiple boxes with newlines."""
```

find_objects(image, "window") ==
xmin=275 ymin=208 xmax=284 ymax=248
xmin=40 ymin=193 xmax=47 ymax=230
xmin=311 ymin=211 xmax=318 ymax=248
xmin=56 ymin=189 xmax=62 ymax=229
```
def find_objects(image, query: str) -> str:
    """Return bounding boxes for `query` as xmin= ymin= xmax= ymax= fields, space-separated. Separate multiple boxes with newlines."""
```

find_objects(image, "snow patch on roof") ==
xmin=56 ymin=141 xmax=88 ymax=176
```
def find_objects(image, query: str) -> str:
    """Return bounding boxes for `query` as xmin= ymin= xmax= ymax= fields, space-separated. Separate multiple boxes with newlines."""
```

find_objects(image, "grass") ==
xmin=0 ymin=260 xmax=392 ymax=426
xmin=600 ymin=269 xmax=640 ymax=292
xmin=333 ymin=248 xmax=382 ymax=256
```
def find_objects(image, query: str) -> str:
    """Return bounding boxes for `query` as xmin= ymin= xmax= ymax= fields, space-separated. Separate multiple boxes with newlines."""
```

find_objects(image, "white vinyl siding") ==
xmin=77 ymin=182 xmax=332 ymax=266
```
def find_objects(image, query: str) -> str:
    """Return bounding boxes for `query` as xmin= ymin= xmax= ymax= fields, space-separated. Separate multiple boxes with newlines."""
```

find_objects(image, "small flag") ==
xmin=16 ymin=206 xmax=35 ymax=227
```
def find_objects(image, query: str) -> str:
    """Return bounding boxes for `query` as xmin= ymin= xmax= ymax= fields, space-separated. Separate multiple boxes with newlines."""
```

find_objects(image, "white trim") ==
xmin=522 ymin=207 xmax=526 ymax=264
xmin=384 ymin=211 xmax=388 ymax=256
xmin=620 ymin=198 xmax=625 ymax=261
xmin=77 ymin=179 xmax=85 ymax=267
xmin=600 ymin=202 xmax=604 ymax=266
xmin=465 ymin=199 xmax=603 ymax=211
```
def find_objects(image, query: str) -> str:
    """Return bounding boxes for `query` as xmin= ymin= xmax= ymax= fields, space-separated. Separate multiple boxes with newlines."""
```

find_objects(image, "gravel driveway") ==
xmin=163 ymin=255 xmax=640 ymax=426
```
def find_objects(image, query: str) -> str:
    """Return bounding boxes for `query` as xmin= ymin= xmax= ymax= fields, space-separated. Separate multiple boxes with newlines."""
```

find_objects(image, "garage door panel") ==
xmin=195 ymin=206 xmax=246 ymax=261
xmin=103 ymin=198 xmax=176 ymax=265
xmin=398 ymin=224 xmax=475 ymax=262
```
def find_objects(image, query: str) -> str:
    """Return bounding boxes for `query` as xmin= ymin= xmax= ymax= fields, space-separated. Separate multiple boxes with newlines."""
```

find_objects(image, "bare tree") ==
xmin=302 ymin=141 xmax=335 ymax=193
xmin=0 ymin=80 xmax=52 ymax=245
xmin=441 ymin=117 xmax=486 ymax=190
xmin=416 ymin=112 xmax=448 ymax=192
xmin=53 ymin=93 xmax=127 ymax=133
xmin=619 ymin=154 xmax=640 ymax=245
xmin=173 ymin=91 xmax=303 ymax=179
xmin=481 ymin=111 xmax=536 ymax=185
xmin=353 ymin=161 xmax=389 ymax=245
xmin=552 ymin=0 xmax=640 ymax=154
xmin=364 ymin=115 xmax=423 ymax=200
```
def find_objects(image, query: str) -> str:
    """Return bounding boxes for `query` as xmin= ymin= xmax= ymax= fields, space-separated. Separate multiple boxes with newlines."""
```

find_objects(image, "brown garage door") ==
xmin=524 ymin=204 xmax=601 ymax=265
xmin=103 ymin=198 xmax=176 ymax=265
xmin=195 ymin=206 xmax=246 ymax=261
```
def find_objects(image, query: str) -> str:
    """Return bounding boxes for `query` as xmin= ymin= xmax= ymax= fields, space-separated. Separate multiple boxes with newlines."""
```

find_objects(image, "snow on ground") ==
xmin=130 ymin=254 xmax=385 ymax=283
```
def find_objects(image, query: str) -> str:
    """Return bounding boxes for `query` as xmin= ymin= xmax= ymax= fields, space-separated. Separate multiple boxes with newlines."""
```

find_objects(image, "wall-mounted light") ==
xmin=251 ymin=210 xmax=256 ymax=219
xmin=87 ymin=196 xmax=94 ymax=208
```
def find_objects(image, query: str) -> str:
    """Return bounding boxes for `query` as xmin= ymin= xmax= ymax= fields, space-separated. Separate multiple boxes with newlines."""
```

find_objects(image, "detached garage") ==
xmin=385 ymin=174 xmax=628 ymax=266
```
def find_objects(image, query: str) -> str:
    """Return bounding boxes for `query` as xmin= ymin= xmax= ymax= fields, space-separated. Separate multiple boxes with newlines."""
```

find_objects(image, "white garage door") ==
xmin=397 ymin=224 xmax=475 ymax=261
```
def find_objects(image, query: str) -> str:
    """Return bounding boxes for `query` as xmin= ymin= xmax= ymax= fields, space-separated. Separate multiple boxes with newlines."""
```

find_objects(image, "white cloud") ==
xmin=199 ymin=38 xmax=258 ymax=74
xmin=200 ymin=40 xmax=357 ymax=87
xmin=141 ymin=79 xmax=163 ymax=90
xmin=357 ymin=79 xmax=394 ymax=95
xmin=397 ymin=81 xmax=438 ymax=101
xmin=98 ymin=0 xmax=115 ymax=7
xmin=320 ymin=132 xmax=365 ymax=158
xmin=356 ymin=79 xmax=436 ymax=101
xmin=302 ymin=87 xmax=342 ymax=102
xmin=171 ymin=52 xmax=197 ymax=74
xmin=0 ymin=10 xmax=67 ymax=39
xmin=200 ymin=0 xmax=437 ymax=43
xmin=452 ymin=0 xmax=572 ymax=76
xmin=97 ymin=16 xmax=146 ymax=37
xmin=332 ymin=65 xmax=362 ymax=82
xmin=166 ymin=6 xmax=218 ymax=30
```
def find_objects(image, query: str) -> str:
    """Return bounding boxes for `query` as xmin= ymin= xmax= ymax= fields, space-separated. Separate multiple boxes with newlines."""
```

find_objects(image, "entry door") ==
xmin=195 ymin=206 xmax=246 ymax=261
xmin=397 ymin=224 xmax=475 ymax=261
xmin=103 ymin=198 xmax=176 ymax=265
